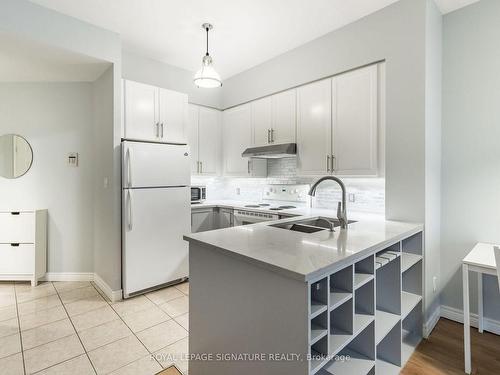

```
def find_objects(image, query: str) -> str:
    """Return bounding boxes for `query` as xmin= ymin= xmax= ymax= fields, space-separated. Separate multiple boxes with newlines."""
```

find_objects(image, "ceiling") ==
xmin=0 ymin=32 xmax=111 ymax=82
xmin=28 ymin=0 xmax=479 ymax=79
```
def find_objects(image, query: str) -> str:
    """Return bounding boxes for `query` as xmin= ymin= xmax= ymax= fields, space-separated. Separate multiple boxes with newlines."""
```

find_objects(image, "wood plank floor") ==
xmin=402 ymin=318 xmax=500 ymax=374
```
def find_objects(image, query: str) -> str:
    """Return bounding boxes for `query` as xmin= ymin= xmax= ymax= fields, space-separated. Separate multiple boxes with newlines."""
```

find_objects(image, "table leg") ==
xmin=478 ymin=272 xmax=483 ymax=333
xmin=463 ymin=264 xmax=471 ymax=374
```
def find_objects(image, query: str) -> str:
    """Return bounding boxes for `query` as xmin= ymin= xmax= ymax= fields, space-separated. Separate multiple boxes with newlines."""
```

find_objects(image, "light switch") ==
xmin=68 ymin=153 xmax=79 ymax=167
xmin=349 ymin=193 xmax=356 ymax=203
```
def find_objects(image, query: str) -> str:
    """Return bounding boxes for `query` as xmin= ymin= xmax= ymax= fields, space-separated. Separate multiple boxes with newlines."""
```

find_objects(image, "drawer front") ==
xmin=0 ymin=212 xmax=35 ymax=243
xmin=0 ymin=244 xmax=34 ymax=274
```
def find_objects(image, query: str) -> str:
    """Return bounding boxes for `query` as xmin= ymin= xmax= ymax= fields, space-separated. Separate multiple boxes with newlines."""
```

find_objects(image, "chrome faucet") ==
xmin=308 ymin=176 xmax=348 ymax=230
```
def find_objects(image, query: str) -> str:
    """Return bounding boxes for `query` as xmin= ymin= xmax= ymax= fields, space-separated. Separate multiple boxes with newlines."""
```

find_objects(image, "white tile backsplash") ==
xmin=192 ymin=158 xmax=385 ymax=213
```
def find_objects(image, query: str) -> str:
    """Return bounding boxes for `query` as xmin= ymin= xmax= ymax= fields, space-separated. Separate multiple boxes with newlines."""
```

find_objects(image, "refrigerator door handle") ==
xmin=127 ymin=190 xmax=133 ymax=231
xmin=126 ymin=147 xmax=133 ymax=188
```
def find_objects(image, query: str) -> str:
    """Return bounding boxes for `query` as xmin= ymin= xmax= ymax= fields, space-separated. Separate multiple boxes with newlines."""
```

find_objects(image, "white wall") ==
xmin=92 ymin=67 xmax=121 ymax=290
xmin=1 ymin=0 xmax=123 ymax=291
xmin=122 ymin=50 xmax=222 ymax=109
xmin=424 ymin=0 xmax=443 ymax=323
xmin=441 ymin=0 xmax=500 ymax=319
xmin=0 ymin=83 xmax=95 ymax=273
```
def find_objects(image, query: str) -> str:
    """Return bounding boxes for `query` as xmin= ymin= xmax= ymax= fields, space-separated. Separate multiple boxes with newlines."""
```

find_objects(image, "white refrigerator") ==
xmin=122 ymin=140 xmax=190 ymax=298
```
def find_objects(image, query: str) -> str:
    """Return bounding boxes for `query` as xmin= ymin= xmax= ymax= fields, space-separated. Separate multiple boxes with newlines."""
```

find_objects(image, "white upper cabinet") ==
xmin=188 ymin=105 xmax=221 ymax=176
xmin=124 ymin=80 xmax=158 ymax=141
xmin=198 ymin=106 xmax=221 ymax=175
xmin=251 ymin=90 xmax=296 ymax=146
xmin=187 ymin=104 xmax=199 ymax=174
xmin=223 ymin=104 xmax=252 ymax=176
xmin=222 ymin=104 xmax=267 ymax=177
xmin=332 ymin=64 xmax=378 ymax=176
xmin=296 ymin=79 xmax=332 ymax=176
xmin=251 ymin=97 xmax=272 ymax=146
xmin=271 ymin=89 xmax=296 ymax=144
xmin=158 ymin=88 xmax=188 ymax=143
xmin=123 ymin=80 xmax=187 ymax=143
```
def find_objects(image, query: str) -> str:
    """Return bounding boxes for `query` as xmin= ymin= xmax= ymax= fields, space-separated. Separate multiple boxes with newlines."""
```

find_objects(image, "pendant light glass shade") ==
xmin=194 ymin=23 xmax=222 ymax=88
xmin=194 ymin=55 xmax=222 ymax=88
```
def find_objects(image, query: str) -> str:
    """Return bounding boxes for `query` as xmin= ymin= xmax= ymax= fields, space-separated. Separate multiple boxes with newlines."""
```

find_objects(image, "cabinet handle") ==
xmin=200 ymin=161 xmax=203 ymax=174
xmin=326 ymin=155 xmax=331 ymax=172
xmin=10 ymin=212 xmax=20 ymax=215
xmin=155 ymin=122 xmax=160 ymax=138
xmin=267 ymin=129 xmax=271 ymax=143
xmin=10 ymin=243 xmax=20 ymax=247
xmin=196 ymin=161 xmax=199 ymax=174
xmin=248 ymin=160 xmax=251 ymax=174
xmin=331 ymin=155 xmax=336 ymax=172
xmin=161 ymin=123 xmax=164 ymax=138
xmin=271 ymin=128 xmax=274 ymax=143
xmin=127 ymin=190 xmax=133 ymax=231
xmin=126 ymin=147 xmax=133 ymax=188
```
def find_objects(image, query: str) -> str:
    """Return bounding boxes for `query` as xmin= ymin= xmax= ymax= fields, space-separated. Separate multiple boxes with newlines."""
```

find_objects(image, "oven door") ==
xmin=233 ymin=210 xmax=279 ymax=226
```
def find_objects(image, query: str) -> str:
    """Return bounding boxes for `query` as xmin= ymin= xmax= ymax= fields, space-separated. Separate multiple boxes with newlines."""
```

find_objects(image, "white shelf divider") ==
xmin=354 ymin=273 xmax=374 ymax=290
xmin=375 ymin=310 xmax=400 ymax=345
xmin=330 ymin=291 xmax=352 ymax=311
xmin=320 ymin=348 xmax=375 ymax=375
xmin=401 ymin=291 xmax=422 ymax=320
xmin=401 ymin=253 xmax=422 ymax=273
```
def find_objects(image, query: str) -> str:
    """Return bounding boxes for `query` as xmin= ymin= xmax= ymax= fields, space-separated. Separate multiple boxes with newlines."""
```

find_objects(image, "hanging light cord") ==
xmin=205 ymin=27 xmax=209 ymax=56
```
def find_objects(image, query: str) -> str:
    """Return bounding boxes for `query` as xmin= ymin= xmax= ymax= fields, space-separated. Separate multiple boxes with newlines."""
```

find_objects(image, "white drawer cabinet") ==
xmin=0 ymin=210 xmax=47 ymax=286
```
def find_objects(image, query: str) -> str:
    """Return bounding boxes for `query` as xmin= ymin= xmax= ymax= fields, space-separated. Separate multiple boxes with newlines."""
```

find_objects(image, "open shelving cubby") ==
xmin=309 ymin=231 xmax=424 ymax=375
xmin=354 ymin=256 xmax=374 ymax=290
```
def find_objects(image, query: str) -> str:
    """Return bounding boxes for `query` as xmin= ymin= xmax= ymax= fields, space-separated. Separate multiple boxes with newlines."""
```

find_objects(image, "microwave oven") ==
xmin=191 ymin=186 xmax=206 ymax=203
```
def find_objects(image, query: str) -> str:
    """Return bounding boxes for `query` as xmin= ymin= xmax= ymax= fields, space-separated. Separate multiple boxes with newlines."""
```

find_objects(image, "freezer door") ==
xmin=123 ymin=186 xmax=190 ymax=296
xmin=122 ymin=141 xmax=190 ymax=188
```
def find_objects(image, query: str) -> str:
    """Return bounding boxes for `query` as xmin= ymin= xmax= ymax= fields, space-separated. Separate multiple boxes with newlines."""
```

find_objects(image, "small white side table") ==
xmin=462 ymin=242 xmax=498 ymax=374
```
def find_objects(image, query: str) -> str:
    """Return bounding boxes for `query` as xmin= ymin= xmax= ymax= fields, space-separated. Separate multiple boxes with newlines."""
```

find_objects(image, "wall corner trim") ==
xmin=41 ymin=272 xmax=122 ymax=302
xmin=93 ymin=273 xmax=123 ymax=302
xmin=424 ymin=304 xmax=441 ymax=338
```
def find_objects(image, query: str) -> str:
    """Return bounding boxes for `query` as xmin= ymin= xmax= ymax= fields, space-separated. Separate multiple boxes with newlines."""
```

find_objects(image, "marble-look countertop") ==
xmin=185 ymin=200 xmax=423 ymax=282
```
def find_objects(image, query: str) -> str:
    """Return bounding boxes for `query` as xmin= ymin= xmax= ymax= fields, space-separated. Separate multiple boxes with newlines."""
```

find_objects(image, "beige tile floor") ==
xmin=0 ymin=280 xmax=189 ymax=375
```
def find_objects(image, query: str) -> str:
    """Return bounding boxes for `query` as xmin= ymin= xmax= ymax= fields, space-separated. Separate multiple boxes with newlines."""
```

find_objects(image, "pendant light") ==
xmin=194 ymin=23 xmax=222 ymax=88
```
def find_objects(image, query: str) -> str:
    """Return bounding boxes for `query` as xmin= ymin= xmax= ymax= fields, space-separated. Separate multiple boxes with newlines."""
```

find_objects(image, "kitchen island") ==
xmin=184 ymin=215 xmax=424 ymax=375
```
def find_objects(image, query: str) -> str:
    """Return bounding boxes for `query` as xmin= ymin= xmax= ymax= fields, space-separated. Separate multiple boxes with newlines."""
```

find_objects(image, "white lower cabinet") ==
xmin=0 ymin=210 xmax=47 ymax=286
xmin=191 ymin=208 xmax=215 ymax=233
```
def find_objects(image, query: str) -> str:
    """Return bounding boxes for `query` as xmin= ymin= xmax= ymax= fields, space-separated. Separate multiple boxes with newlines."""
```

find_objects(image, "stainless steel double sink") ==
xmin=269 ymin=217 xmax=357 ymax=233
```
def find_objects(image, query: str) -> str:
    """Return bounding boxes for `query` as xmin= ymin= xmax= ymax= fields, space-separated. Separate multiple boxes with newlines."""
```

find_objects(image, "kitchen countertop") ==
xmin=185 ymin=200 xmax=423 ymax=282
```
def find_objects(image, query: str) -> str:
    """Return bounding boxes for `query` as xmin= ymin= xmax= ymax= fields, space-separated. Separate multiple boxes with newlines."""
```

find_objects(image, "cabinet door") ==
xmin=187 ymin=104 xmax=199 ymax=174
xmin=251 ymin=97 xmax=272 ymax=146
xmin=332 ymin=65 xmax=378 ymax=176
xmin=272 ymin=89 xmax=296 ymax=144
xmin=158 ymin=88 xmax=188 ymax=143
xmin=218 ymin=209 xmax=233 ymax=229
xmin=191 ymin=209 xmax=214 ymax=233
xmin=296 ymin=79 xmax=332 ymax=176
xmin=199 ymin=107 xmax=221 ymax=175
xmin=124 ymin=80 xmax=158 ymax=141
xmin=222 ymin=104 xmax=253 ymax=176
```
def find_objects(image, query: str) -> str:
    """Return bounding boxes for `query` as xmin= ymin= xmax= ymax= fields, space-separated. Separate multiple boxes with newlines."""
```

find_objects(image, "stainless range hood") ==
xmin=241 ymin=143 xmax=297 ymax=159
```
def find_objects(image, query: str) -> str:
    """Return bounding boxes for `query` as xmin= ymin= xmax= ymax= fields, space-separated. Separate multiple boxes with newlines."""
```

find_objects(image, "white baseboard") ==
xmin=440 ymin=305 xmax=500 ymax=336
xmin=43 ymin=272 xmax=94 ymax=282
xmin=93 ymin=273 xmax=123 ymax=302
xmin=40 ymin=272 xmax=122 ymax=302
xmin=424 ymin=305 xmax=441 ymax=338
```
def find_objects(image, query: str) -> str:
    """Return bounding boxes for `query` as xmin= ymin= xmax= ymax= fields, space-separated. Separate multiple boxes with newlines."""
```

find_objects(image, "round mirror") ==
xmin=0 ymin=134 xmax=33 ymax=179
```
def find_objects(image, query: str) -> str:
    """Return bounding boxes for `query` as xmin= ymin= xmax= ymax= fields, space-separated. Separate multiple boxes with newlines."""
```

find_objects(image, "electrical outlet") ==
xmin=349 ymin=193 xmax=356 ymax=203
xmin=236 ymin=187 xmax=241 ymax=195
xmin=433 ymin=276 xmax=438 ymax=292
xmin=68 ymin=152 xmax=78 ymax=167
